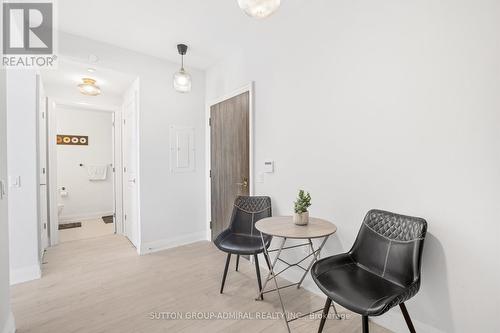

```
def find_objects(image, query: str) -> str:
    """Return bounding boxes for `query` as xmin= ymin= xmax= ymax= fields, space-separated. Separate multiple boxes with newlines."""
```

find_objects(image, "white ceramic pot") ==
xmin=293 ymin=211 xmax=309 ymax=226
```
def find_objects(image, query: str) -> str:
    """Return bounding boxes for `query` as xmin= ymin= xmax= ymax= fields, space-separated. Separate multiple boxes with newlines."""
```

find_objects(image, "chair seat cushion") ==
xmin=214 ymin=229 xmax=270 ymax=255
xmin=311 ymin=254 xmax=408 ymax=316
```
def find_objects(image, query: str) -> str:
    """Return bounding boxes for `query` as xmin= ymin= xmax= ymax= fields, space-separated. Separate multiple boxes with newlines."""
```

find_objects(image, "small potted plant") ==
xmin=293 ymin=190 xmax=311 ymax=226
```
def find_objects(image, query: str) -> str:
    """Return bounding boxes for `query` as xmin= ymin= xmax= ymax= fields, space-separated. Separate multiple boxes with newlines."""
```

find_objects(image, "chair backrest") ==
xmin=229 ymin=196 xmax=272 ymax=236
xmin=349 ymin=209 xmax=427 ymax=287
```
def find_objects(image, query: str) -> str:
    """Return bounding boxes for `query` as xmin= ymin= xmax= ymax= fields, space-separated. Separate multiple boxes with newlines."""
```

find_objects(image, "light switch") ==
xmin=9 ymin=176 xmax=21 ymax=188
xmin=264 ymin=161 xmax=274 ymax=173
xmin=256 ymin=172 xmax=264 ymax=183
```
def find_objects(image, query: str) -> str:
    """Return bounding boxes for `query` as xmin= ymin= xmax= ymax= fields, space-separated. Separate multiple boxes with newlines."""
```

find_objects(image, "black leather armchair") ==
xmin=312 ymin=209 xmax=427 ymax=333
xmin=214 ymin=196 xmax=272 ymax=299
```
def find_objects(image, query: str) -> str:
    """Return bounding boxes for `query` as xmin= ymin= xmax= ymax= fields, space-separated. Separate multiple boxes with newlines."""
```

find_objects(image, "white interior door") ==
xmin=122 ymin=87 xmax=139 ymax=248
xmin=38 ymin=79 xmax=49 ymax=252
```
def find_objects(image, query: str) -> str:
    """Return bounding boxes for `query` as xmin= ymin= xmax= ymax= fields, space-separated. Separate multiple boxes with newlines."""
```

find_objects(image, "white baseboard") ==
xmin=139 ymin=231 xmax=206 ymax=255
xmin=1 ymin=311 xmax=15 ymax=333
xmin=59 ymin=211 xmax=114 ymax=223
xmin=10 ymin=264 xmax=41 ymax=285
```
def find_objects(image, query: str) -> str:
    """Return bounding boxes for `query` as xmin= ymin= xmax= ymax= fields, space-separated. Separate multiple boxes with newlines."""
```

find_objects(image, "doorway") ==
xmin=54 ymin=105 xmax=116 ymax=242
xmin=209 ymin=84 xmax=253 ymax=240
xmin=41 ymin=59 xmax=140 ymax=250
xmin=46 ymin=96 xmax=140 ymax=247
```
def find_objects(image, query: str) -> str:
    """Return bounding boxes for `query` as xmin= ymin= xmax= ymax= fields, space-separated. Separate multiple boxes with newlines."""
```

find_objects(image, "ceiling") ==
xmin=44 ymin=1 xmax=305 ymax=99
xmin=57 ymin=0 xmax=303 ymax=69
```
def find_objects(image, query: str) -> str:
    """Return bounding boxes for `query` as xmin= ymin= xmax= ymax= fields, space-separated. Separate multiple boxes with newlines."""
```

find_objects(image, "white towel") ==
xmin=87 ymin=165 xmax=107 ymax=181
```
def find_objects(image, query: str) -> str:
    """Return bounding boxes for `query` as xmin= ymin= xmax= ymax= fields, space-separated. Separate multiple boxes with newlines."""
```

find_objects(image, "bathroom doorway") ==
xmin=40 ymin=58 xmax=139 ymax=246
xmin=54 ymin=105 xmax=116 ymax=242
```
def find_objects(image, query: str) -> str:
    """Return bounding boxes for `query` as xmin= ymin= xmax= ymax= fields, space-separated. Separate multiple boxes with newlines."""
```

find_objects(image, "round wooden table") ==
xmin=256 ymin=216 xmax=337 ymax=239
xmin=255 ymin=216 xmax=337 ymax=332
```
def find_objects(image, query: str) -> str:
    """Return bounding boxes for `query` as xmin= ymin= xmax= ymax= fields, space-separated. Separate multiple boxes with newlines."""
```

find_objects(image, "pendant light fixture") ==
xmin=78 ymin=78 xmax=101 ymax=96
xmin=237 ymin=0 xmax=281 ymax=19
xmin=173 ymin=44 xmax=192 ymax=93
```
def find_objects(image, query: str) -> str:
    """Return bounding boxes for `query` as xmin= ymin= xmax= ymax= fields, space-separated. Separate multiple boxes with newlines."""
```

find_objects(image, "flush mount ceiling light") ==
xmin=78 ymin=78 xmax=101 ymax=96
xmin=173 ymin=44 xmax=192 ymax=93
xmin=237 ymin=0 xmax=281 ymax=19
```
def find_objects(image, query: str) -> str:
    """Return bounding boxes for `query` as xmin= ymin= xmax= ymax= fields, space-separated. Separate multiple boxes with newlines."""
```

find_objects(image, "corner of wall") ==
xmin=9 ymin=264 xmax=41 ymax=286
xmin=1 ymin=311 xmax=15 ymax=333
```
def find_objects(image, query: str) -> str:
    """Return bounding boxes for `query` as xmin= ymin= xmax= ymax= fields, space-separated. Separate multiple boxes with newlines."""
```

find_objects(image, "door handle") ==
xmin=0 ymin=180 xmax=5 ymax=199
xmin=236 ymin=177 xmax=248 ymax=188
xmin=128 ymin=179 xmax=136 ymax=183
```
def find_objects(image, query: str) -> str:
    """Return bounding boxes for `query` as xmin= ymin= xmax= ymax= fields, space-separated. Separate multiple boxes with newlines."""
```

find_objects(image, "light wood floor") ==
xmin=11 ymin=235 xmax=392 ymax=333
xmin=59 ymin=218 xmax=114 ymax=243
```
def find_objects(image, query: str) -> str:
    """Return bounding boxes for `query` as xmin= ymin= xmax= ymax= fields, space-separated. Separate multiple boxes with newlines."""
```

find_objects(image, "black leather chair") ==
xmin=312 ymin=209 xmax=427 ymax=333
xmin=214 ymin=196 xmax=272 ymax=299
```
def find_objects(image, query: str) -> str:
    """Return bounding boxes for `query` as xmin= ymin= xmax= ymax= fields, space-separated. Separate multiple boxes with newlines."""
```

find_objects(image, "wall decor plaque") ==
xmin=57 ymin=135 xmax=88 ymax=146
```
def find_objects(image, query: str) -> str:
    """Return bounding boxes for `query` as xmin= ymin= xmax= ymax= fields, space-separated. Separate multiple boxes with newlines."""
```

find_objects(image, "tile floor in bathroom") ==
xmin=59 ymin=218 xmax=115 ymax=243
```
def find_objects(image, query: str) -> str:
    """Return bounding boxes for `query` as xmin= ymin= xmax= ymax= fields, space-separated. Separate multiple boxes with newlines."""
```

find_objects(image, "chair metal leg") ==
xmin=400 ymin=303 xmax=416 ymax=333
xmin=318 ymin=298 xmax=332 ymax=333
xmin=235 ymin=254 xmax=240 ymax=271
xmin=362 ymin=316 xmax=369 ymax=333
xmin=263 ymin=252 xmax=271 ymax=270
xmin=254 ymin=254 xmax=264 ymax=300
xmin=220 ymin=253 xmax=231 ymax=294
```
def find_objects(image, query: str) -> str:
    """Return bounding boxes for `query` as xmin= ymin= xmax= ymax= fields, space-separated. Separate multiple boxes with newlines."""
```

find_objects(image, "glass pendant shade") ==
xmin=78 ymin=78 xmax=101 ymax=96
xmin=173 ymin=68 xmax=192 ymax=93
xmin=237 ymin=0 xmax=281 ymax=19
xmin=174 ymin=44 xmax=192 ymax=93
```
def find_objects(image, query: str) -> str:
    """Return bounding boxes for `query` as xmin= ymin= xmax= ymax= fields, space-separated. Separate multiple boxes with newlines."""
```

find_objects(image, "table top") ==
xmin=255 ymin=216 xmax=337 ymax=239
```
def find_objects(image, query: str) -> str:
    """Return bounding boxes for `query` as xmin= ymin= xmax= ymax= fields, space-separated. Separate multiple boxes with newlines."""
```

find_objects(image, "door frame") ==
xmin=205 ymin=81 xmax=255 ymax=241
xmin=36 ymin=74 xmax=49 ymax=256
xmin=121 ymin=78 xmax=142 ymax=252
xmin=47 ymin=99 xmax=123 ymax=246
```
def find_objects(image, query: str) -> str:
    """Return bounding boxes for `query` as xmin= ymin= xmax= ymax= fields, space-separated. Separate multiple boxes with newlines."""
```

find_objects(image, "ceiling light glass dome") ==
xmin=237 ymin=0 xmax=281 ymax=19
xmin=78 ymin=78 xmax=101 ymax=96
xmin=173 ymin=68 xmax=192 ymax=93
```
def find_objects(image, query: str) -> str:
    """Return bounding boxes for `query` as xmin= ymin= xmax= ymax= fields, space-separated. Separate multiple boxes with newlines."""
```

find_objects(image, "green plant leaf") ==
xmin=294 ymin=189 xmax=312 ymax=213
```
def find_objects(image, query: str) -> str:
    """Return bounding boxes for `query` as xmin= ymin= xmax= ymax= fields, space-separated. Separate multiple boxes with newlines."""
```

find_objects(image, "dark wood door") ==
xmin=210 ymin=92 xmax=250 ymax=240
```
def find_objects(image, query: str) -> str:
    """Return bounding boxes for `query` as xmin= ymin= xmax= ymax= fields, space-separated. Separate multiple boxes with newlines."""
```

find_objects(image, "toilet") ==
xmin=58 ymin=204 xmax=64 ymax=217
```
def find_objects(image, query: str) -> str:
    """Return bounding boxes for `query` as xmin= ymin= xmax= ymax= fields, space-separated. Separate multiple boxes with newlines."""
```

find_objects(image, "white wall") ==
xmin=206 ymin=1 xmax=500 ymax=332
xmin=58 ymin=32 xmax=207 ymax=252
xmin=1 ymin=68 xmax=16 ymax=333
xmin=6 ymin=70 xmax=41 ymax=285
xmin=56 ymin=107 xmax=114 ymax=222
